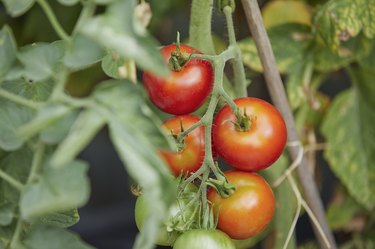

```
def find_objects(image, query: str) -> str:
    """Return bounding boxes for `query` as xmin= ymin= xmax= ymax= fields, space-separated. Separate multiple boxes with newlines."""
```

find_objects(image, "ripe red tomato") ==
xmin=207 ymin=170 xmax=275 ymax=240
xmin=143 ymin=44 xmax=213 ymax=115
xmin=160 ymin=115 xmax=205 ymax=176
xmin=212 ymin=97 xmax=287 ymax=171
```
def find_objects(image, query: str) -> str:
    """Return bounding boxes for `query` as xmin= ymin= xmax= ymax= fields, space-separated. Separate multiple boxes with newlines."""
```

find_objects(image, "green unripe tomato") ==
xmin=173 ymin=229 xmax=236 ymax=249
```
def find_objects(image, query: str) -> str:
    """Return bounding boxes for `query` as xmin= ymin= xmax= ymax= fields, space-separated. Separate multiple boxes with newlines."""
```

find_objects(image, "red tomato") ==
xmin=143 ymin=44 xmax=214 ymax=115
xmin=160 ymin=115 xmax=205 ymax=176
xmin=212 ymin=97 xmax=287 ymax=171
xmin=207 ymin=170 xmax=275 ymax=240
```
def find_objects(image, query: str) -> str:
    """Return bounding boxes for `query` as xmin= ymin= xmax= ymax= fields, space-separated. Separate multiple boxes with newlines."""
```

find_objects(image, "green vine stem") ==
xmin=189 ymin=0 xmax=216 ymax=55
xmin=0 ymin=89 xmax=40 ymax=109
xmin=0 ymin=169 xmax=24 ymax=191
xmin=37 ymin=0 xmax=70 ymax=41
xmin=224 ymin=7 xmax=248 ymax=98
xmin=8 ymin=218 xmax=23 ymax=249
xmin=73 ymin=0 xmax=97 ymax=34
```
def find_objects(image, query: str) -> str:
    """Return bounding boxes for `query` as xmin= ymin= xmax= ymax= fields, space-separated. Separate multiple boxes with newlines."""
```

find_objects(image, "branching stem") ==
xmin=0 ymin=89 xmax=40 ymax=109
xmin=37 ymin=0 xmax=70 ymax=41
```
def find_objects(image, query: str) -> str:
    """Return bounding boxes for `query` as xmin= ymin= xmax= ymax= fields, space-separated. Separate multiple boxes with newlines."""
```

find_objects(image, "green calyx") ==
xmin=233 ymin=108 xmax=254 ymax=132
xmin=207 ymin=178 xmax=236 ymax=198
xmin=168 ymin=32 xmax=193 ymax=72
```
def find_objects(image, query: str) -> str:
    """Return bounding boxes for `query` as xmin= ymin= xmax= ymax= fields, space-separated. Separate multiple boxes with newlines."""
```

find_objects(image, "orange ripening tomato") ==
xmin=207 ymin=170 xmax=275 ymax=240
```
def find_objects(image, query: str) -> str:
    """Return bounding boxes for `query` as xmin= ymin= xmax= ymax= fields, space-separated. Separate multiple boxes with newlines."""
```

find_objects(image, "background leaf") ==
xmin=64 ymin=34 xmax=104 ymax=70
xmin=20 ymin=160 xmax=90 ymax=219
xmin=0 ymin=101 xmax=34 ymax=151
xmin=24 ymin=224 xmax=94 ymax=249
xmin=0 ymin=26 xmax=17 ymax=81
xmin=17 ymin=41 xmax=65 ymax=82
xmin=239 ymin=24 xmax=311 ymax=74
xmin=57 ymin=0 xmax=79 ymax=6
xmin=101 ymin=51 xmax=125 ymax=79
xmin=321 ymin=68 xmax=375 ymax=209
xmin=80 ymin=0 xmax=168 ymax=76
xmin=0 ymin=0 xmax=35 ymax=17
xmin=39 ymin=209 xmax=80 ymax=228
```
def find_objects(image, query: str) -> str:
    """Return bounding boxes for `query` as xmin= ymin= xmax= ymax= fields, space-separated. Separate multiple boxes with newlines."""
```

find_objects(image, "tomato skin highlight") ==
xmin=212 ymin=97 xmax=287 ymax=171
xmin=207 ymin=170 xmax=275 ymax=240
xmin=160 ymin=115 xmax=205 ymax=176
xmin=143 ymin=44 xmax=214 ymax=115
xmin=173 ymin=229 xmax=236 ymax=249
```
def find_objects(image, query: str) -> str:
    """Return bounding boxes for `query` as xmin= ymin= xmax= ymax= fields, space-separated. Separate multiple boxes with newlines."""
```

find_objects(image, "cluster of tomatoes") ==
xmin=135 ymin=44 xmax=287 ymax=249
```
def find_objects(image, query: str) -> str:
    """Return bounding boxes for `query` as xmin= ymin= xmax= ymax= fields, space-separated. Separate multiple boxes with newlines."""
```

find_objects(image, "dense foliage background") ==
xmin=0 ymin=0 xmax=374 ymax=248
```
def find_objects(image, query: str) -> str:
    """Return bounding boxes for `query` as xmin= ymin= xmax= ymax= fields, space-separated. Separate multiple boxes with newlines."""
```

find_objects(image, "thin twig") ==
xmin=0 ymin=169 xmax=24 ymax=191
xmin=240 ymin=0 xmax=337 ymax=248
xmin=0 ymin=89 xmax=40 ymax=109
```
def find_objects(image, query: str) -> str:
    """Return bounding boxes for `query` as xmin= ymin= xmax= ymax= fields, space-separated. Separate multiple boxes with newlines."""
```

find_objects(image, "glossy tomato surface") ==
xmin=160 ymin=115 xmax=205 ymax=176
xmin=173 ymin=229 xmax=236 ymax=249
xmin=212 ymin=97 xmax=287 ymax=171
xmin=207 ymin=170 xmax=275 ymax=240
xmin=143 ymin=44 xmax=213 ymax=115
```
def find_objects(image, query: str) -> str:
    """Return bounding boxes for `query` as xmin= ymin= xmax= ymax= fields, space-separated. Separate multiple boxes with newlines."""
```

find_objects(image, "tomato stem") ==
xmin=168 ymin=32 xmax=193 ymax=71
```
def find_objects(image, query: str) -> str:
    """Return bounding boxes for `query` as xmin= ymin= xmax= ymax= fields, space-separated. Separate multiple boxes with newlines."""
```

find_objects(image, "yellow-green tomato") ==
xmin=173 ymin=229 xmax=236 ymax=249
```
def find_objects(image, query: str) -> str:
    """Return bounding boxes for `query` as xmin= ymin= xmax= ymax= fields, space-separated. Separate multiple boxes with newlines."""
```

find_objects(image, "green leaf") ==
xmin=50 ymin=109 xmax=106 ymax=167
xmin=18 ymin=104 xmax=73 ymax=140
xmin=24 ymin=224 xmax=94 ymax=249
xmin=64 ymin=34 xmax=104 ymax=70
xmin=90 ymin=81 xmax=176 ymax=249
xmin=1 ymin=79 xmax=54 ymax=101
xmin=321 ymin=67 xmax=375 ymax=209
xmin=0 ymin=0 xmax=35 ymax=17
xmin=101 ymin=51 xmax=126 ymax=79
xmin=57 ymin=0 xmax=79 ymax=6
xmin=80 ymin=0 xmax=168 ymax=76
xmin=39 ymin=209 xmax=80 ymax=228
xmin=40 ymin=110 xmax=79 ymax=145
xmin=17 ymin=41 xmax=65 ymax=82
xmin=263 ymin=154 xmax=297 ymax=249
xmin=313 ymin=0 xmax=375 ymax=52
xmin=326 ymin=190 xmax=363 ymax=230
xmin=239 ymin=23 xmax=311 ymax=74
xmin=0 ymin=203 xmax=14 ymax=226
xmin=0 ymin=147 xmax=33 ymax=204
xmin=20 ymin=160 xmax=90 ymax=219
xmin=0 ymin=26 xmax=17 ymax=81
xmin=0 ymin=101 xmax=34 ymax=151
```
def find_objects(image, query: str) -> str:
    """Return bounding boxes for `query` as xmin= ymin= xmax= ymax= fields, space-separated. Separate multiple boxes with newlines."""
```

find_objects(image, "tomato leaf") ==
xmin=79 ymin=0 xmax=169 ymax=76
xmin=24 ymin=224 xmax=94 ymax=249
xmin=239 ymin=23 xmax=311 ymax=74
xmin=0 ymin=101 xmax=34 ymax=151
xmin=89 ymin=80 xmax=176 ymax=249
xmin=38 ymin=209 xmax=80 ymax=228
xmin=17 ymin=41 xmax=65 ymax=82
xmin=1 ymin=79 xmax=55 ymax=102
xmin=0 ymin=26 xmax=17 ymax=81
xmin=20 ymin=160 xmax=90 ymax=219
xmin=101 ymin=51 xmax=126 ymax=79
xmin=0 ymin=0 xmax=35 ymax=17
xmin=313 ymin=0 xmax=375 ymax=52
xmin=50 ymin=109 xmax=106 ymax=168
xmin=321 ymin=68 xmax=375 ymax=209
xmin=0 ymin=203 xmax=14 ymax=226
xmin=64 ymin=34 xmax=104 ymax=71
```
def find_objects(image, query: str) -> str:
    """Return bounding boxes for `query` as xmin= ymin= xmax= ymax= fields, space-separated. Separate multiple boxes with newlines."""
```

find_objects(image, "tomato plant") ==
xmin=159 ymin=115 xmax=206 ymax=176
xmin=1 ymin=0 xmax=374 ymax=249
xmin=135 ymin=183 xmax=198 ymax=246
xmin=213 ymin=97 xmax=287 ymax=171
xmin=143 ymin=44 xmax=214 ymax=115
xmin=172 ymin=229 xmax=236 ymax=249
xmin=207 ymin=170 xmax=275 ymax=240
